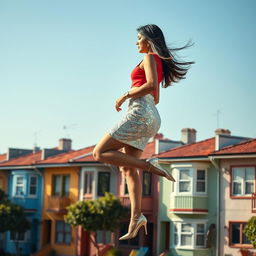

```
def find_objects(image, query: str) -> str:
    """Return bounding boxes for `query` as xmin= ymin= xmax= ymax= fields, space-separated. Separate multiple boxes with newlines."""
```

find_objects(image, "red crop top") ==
xmin=130 ymin=53 xmax=163 ymax=98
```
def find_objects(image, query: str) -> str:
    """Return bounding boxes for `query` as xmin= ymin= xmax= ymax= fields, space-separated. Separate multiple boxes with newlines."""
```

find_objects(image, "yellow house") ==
xmin=40 ymin=166 xmax=79 ymax=256
xmin=0 ymin=154 xmax=8 ymax=193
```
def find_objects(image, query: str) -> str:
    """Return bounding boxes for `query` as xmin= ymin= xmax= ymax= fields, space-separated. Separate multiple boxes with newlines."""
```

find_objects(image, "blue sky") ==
xmin=0 ymin=0 xmax=255 ymax=153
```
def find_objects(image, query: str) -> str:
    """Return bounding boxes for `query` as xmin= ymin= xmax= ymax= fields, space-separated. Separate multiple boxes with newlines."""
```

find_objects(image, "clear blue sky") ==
xmin=0 ymin=0 xmax=256 ymax=153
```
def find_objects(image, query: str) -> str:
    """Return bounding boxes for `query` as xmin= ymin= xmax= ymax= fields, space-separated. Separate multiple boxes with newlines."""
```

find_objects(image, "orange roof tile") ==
xmin=37 ymin=145 xmax=95 ymax=164
xmin=0 ymin=151 xmax=42 ymax=166
xmin=0 ymin=153 xmax=6 ymax=163
xmin=156 ymin=138 xmax=215 ymax=158
xmin=212 ymin=138 xmax=256 ymax=155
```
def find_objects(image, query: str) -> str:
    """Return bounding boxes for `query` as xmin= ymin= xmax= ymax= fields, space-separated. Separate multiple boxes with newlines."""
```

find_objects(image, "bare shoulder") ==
xmin=143 ymin=54 xmax=157 ymax=69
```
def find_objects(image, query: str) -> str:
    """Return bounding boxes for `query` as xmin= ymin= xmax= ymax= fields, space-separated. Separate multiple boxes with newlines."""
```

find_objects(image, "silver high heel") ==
xmin=146 ymin=158 xmax=176 ymax=182
xmin=119 ymin=214 xmax=147 ymax=240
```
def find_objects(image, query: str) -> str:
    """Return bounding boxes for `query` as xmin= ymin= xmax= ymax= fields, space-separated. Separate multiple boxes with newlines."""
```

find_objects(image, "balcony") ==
xmin=252 ymin=193 xmax=256 ymax=213
xmin=47 ymin=196 xmax=71 ymax=214
xmin=169 ymin=195 xmax=208 ymax=214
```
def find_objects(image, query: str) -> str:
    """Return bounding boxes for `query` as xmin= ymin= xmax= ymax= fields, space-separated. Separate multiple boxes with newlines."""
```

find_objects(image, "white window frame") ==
xmin=232 ymin=167 xmax=255 ymax=196
xmin=172 ymin=221 xmax=207 ymax=249
xmin=84 ymin=171 xmax=94 ymax=195
xmin=171 ymin=163 xmax=208 ymax=196
xmin=14 ymin=175 xmax=25 ymax=197
xmin=196 ymin=169 xmax=207 ymax=193
xmin=28 ymin=175 xmax=38 ymax=197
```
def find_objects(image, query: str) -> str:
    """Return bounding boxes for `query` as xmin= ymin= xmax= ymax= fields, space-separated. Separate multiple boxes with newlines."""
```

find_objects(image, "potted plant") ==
xmin=240 ymin=248 xmax=249 ymax=256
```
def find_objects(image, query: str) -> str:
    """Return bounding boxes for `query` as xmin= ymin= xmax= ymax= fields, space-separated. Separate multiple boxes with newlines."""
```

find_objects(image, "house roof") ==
xmin=156 ymin=137 xmax=215 ymax=158
xmin=36 ymin=145 xmax=95 ymax=164
xmin=212 ymin=138 xmax=256 ymax=155
xmin=0 ymin=151 xmax=42 ymax=167
xmin=0 ymin=154 xmax=6 ymax=163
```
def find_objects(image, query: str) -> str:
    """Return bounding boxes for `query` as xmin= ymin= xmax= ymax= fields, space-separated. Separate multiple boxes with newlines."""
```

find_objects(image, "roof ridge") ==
xmin=157 ymin=137 xmax=215 ymax=155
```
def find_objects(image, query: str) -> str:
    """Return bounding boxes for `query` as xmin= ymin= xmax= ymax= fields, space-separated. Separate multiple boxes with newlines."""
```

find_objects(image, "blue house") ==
xmin=6 ymin=169 xmax=43 ymax=255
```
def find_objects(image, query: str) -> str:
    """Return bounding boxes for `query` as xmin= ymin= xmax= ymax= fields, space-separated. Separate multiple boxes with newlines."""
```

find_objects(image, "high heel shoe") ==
xmin=119 ymin=214 xmax=147 ymax=240
xmin=146 ymin=158 xmax=176 ymax=182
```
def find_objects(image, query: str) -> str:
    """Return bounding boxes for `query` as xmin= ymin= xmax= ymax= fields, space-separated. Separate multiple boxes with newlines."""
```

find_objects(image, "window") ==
xmin=173 ymin=222 xmax=206 ymax=249
xmin=119 ymin=222 xmax=139 ymax=246
xmin=52 ymin=175 xmax=70 ymax=196
xmin=97 ymin=172 xmax=110 ymax=196
xmin=179 ymin=169 xmax=191 ymax=193
xmin=229 ymin=222 xmax=251 ymax=246
xmin=15 ymin=176 xmax=25 ymax=196
xmin=55 ymin=221 xmax=71 ymax=244
xmin=29 ymin=176 xmax=37 ymax=196
xmin=196 ymin=170 xmax=206 ymax=193
xmin=232 ymin=167 xmax=255 ymax=196
xmin=143 ymin=171 xmax=152 ymax=196
xmin=84 ymin=172 xmax=93 ymax=194
xmin=96 ymin=230 xmax=111 ymax=244
xmin=10 ymin=231 xmax=25 ymax=241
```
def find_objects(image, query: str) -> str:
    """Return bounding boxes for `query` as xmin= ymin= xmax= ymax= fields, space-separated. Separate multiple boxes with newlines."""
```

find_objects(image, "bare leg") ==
xmin=120 ymin=146 xmax=143 ymax=232
xmin=93 ymin=133 xmax=165 ymax=177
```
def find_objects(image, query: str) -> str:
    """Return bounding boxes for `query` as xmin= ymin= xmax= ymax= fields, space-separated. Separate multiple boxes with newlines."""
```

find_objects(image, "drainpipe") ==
xmin=208 ymin=156 xmax=220 ymax=256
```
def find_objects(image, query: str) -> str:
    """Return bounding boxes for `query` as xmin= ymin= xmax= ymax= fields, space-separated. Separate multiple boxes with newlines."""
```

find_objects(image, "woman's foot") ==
xmin=119 ymin=214 xmax=147 ymax=240
xmin=146 ymin=158 xmax=175 ymax=181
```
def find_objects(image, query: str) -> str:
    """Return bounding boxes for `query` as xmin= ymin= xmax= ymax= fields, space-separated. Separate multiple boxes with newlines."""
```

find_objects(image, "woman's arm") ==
xmin=115 ymin=54 xmax=158 ymax=111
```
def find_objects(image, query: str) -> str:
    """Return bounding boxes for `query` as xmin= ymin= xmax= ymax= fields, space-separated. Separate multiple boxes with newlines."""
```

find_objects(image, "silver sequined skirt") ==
xmin=108 ymin=94 xmax=161 ymax=150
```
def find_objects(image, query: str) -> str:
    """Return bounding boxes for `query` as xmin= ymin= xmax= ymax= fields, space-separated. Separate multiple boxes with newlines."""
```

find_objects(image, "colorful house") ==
xmin=155 ymin=128 xmax=253 ymax=256
xmin=209 ymin=138 xmax=256 ymax=256
xmin=0 ymin=139 xmax=72 ymax=256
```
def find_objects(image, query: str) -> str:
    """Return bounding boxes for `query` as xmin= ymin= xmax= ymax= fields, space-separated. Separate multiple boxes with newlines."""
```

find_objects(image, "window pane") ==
xmin=56 ymin=233 xmax=63 ymax=243
xmin=245 ymin=168 xmax=255 ymax=180
xmin=245 ymin=182 xmax=254 ymax=194
xmin=97 ymin=172 xmax=110 ymax=196
xmin=181 ymin=224 xmax=192 ymax=232
xmin=143 ymin=171 xmax=152 ymax=196
xmin=197 ymin=224 xmax=204 ymax=233
xmin=180 ymin=169 xmax=190 ymax=180
xmin=231 ymin=224 xmax=240 ymax=244
xmin=197 ymin=170 xmax=205 ymax=180
xmin=30 ymin=176 xmax=37 ymax=185
xmin=196 ymin=181 xmax=205 ymax=192
xmin=181 ymin=234 xmax=192 ymax=246
xmin=17 ymin=177 xmax=24 ymax=185
xmin=242 ymin=224 xmax=251 ymax=244
xmin=56 ymin=221 xmax=63 ymax=232
xmin=89 ymin=173 xmax=93 ymax=193
xmin=63 ymin=176 xmax=70 ymax=196
xmin=196 ymin=234 xmax=205 ymax=246
xmin=64 ymin=223 xmax=71 ymax=232
xmin=179 ymin=181 xmax=191 ymax=192
xmin=233 ymin=168 xmax=244 ymax=180
xmin=65 ymin=233 xmax=71 ymax=244
xmin=233 ymin=182 xmax=242 ymax=195
xmin=16 ymin=186 xmax=24 ymax=196
xmin=29 ymin=186 xmax=36 ymax=195
xmin=53 ymin=176 xmax=61 ymax=196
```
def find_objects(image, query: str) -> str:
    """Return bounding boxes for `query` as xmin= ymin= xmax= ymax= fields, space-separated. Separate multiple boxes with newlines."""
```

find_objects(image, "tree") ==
xmin=243 ymin=216 xmax=256 ymax=248
xmin=0 ymin=189 xmax=31 ymax=256
xmin=65 ymin=192 xmax=129 ymax=256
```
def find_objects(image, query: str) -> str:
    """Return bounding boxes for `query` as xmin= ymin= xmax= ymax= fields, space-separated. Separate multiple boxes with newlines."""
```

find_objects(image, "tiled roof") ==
xmin=0 ymin=153 xmax=6 ymax=163
xmin=212 ymin=138 xmax=256 ymax=155
xmin=0 ymin=151 xmax=42 ymax=166
xmin=156 ymin=137 xmax=215 ymax=158
xmin=36 ymin=145 xmax=95 ymax=164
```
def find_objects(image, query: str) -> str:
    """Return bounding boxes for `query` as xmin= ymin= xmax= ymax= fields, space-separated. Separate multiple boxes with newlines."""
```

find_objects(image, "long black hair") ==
xmin=137 ymin=24 xmax=195 ymax=88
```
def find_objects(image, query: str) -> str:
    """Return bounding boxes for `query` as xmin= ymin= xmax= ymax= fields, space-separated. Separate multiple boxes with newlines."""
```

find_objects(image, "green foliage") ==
xmin=104 ymin=248 xmax=123 ymax=256
xmin=0 ymin=189 xmax=30 ymax=234
xmin=65 ymin=192 xmax=128 ymax=232
xmin=243 ymin=216 xmax=256 ymax=248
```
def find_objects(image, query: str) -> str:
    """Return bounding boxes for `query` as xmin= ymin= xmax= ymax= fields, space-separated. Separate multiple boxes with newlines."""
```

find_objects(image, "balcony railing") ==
xmin=252 ymin=193 xmax=256 ymax=213
xmin=169 ymin=195 xmax=208 ymax=214
xmin=47 ymin=196 xmax=71 ymax=214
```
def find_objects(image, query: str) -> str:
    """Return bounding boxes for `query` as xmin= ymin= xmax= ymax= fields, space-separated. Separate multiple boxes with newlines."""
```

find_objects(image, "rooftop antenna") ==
xmin=63 ymin=124 xmax=77 ymax=138
xmin=213 ymin=109 xmax=221 ymax=128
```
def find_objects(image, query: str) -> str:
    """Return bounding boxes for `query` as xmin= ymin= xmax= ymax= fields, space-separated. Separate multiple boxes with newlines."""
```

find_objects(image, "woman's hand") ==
xmin=115 ymin=95 xmax=127 ymax=112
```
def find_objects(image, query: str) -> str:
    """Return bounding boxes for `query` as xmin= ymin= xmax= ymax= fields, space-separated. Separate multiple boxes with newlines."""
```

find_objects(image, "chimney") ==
xmin=181 ymin=128 xmax=197 ymax=144
xmin=58 ymin=138 xmax=72 ymax=151
xmin=214 ymin=128 xmax=231 ymax=136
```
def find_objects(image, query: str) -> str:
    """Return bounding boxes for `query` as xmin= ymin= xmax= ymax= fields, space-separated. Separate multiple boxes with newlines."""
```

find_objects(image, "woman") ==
xmin=93 ymin=24 xmax=194 ymax=240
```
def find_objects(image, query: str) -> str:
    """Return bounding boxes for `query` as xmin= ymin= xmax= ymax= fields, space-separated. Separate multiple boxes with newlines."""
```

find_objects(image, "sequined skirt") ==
xmin=109 ymin=94 xmax=161 ymax=150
